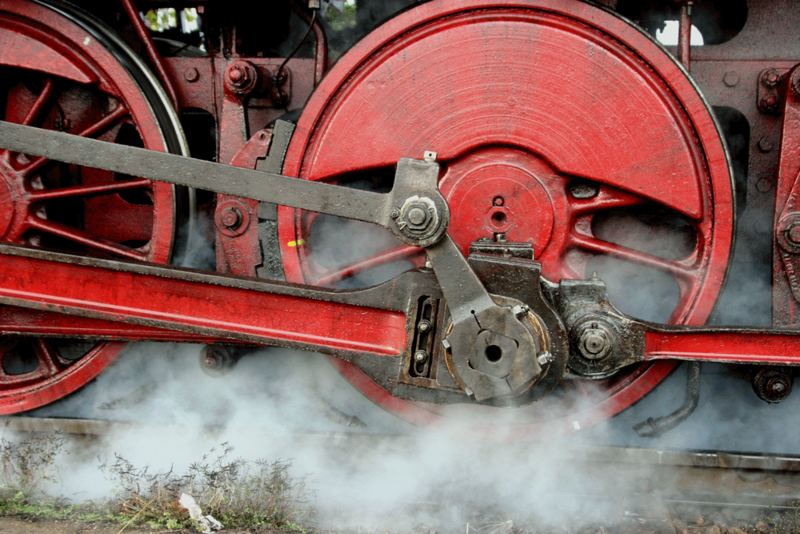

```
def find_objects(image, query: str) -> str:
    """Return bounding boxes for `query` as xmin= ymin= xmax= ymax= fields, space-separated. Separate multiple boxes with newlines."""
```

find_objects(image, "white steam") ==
xmin=5 ymin=343 xmax=674 ymax=531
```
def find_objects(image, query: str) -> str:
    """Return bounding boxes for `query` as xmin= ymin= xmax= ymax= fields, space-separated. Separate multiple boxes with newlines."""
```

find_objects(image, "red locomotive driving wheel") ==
xmin=277 ymin=0 xmax=734 ymax=431
xmin=0 ymin=0 xmax=188 ymax=413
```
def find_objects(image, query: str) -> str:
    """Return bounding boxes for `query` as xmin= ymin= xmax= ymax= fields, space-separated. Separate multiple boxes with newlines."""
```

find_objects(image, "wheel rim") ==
xmin=277 ymin=0 xmax=734 ymax=432
xmin=0 ymin=0 xmax=185 ymax=414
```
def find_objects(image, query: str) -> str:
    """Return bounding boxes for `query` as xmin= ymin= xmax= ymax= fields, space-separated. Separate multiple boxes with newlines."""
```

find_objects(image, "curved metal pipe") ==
xmin=634 ymin=362 xmax=701 ymax=438
xmin=290 ymin=1 xmax=329 ymax=85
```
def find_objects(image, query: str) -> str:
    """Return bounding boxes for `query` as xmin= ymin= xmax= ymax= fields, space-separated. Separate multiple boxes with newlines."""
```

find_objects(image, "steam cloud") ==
xmin=7 ymin=343 xmax=788 ymax=532
xmin=8 ymin=345 xmax=659 ymax=531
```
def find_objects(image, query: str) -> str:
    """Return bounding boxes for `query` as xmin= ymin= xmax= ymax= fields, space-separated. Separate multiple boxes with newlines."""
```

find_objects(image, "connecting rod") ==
xmin=0 ymin=120 xmax=549 ymax=402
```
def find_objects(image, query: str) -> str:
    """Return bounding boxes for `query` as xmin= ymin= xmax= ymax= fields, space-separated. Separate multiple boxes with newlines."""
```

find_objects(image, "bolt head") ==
xmin=406 ymin=206 xmax=428 ymax=227
xmin=220 ymin=207 xmax=243 ymax=229
xmin=184 ymin=67 xmax=200 ymax=82
xmin=788 ymin=224 xmax=800 ymax=245
xmin=754 ymin=368 xmax=793 ymax=403
xmin=229 ymin=66 xmax=244 ymax=82
xmin=414 ymin=350 xmax=428 ymax=363
xmin=224 ymin=61 xmax=258 ymax=95
xmin=763 ymin=69 xmax=780 ymax=87
xmin=575 ymin=321 xmax=614 ymax=361
xmin=764 ymin=375 xmax=792 ymax=401
xmin=582 ymin=332 xmax=607 ymax=355
xmin=418 ymin=320 xmax=431 ymax=333
xmin=203 ymin=346 xmax=227 ymax=369
xmin=395 ymin=196 xmax=441 ymax=244
xmin=537 ymin=351 xmax=553 ymax=366
xmin=722 ymin=71 xmax=739 ymax=87
xmin=778 ymin=215 xmax=800 ymax=253
xmin=758 ymin=137 xmax=774 ymax=153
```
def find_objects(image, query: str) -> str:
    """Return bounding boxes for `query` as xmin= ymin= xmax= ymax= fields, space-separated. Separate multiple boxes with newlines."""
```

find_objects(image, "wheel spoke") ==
xmin=33 ymin=339 xmax=62 ymax=377
xmin=314 ymin=244 xmax=421 ymax=286
xmin=27 ymin=178 xmax=151 ymax=201
xmin=570 ymin=231 xmax=695 ymax=279
xmin=0 ymin=344 xmax=11 ymax=383
xmin=27 ymin=216 xmax=147 ymax=260
xmin=21 ymin=78 xmax=55 ymax=126
xmin=20 ymin=104 xmax=129 ymax=177
xmin=0 ymin=340 xmax=56 ymax=386
xmin=569 ymin=186 xmax=644 ymax=216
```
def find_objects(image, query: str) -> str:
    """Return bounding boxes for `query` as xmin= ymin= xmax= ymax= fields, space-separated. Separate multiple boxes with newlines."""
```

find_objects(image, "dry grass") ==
xmin=0 ymin=434 xmax=311 ymax=532
xmin=0 ymin=433 xmax=64 ymax=496
xmin=102 ymin=443 xmax=312 ymax=531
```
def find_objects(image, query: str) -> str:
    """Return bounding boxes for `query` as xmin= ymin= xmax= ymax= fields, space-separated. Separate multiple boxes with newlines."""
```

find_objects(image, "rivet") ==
xmin=184 ymin=67 xmax=200 ymax=83
xmin=763 ymin=68 xmax=780 ymax=88
xmin=788 ymin=225 xmax=800 ymax=246
xmin=723 ymin=71 xmax=739 ymax=87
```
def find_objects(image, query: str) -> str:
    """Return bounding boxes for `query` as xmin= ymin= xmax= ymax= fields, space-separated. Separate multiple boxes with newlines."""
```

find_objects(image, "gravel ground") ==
xmin=0 ymin=514 xmax=791 ymax=534
xmin=0 ymin=518 xmax=276 ymax=534
xmin=0 ymin=517 xmax=152 ymax=533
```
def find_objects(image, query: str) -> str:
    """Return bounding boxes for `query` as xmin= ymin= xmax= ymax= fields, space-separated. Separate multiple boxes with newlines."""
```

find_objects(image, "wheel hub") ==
xmin=440 ymin=149 xmax=559 ymax=266
xmin=0 ymin=155 xmax=35 ymax=243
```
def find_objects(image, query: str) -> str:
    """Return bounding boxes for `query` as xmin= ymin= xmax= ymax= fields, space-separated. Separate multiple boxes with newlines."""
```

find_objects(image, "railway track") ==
xmin=4 ymin=415 xmax=800 ymax=517
xmin=6 ymin=415 xmax=800 ymax=472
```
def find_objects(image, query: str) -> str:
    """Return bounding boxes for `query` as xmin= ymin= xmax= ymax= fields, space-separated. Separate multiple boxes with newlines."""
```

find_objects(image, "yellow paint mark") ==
xmin=287 ymin=239 xmax=306 ymax=248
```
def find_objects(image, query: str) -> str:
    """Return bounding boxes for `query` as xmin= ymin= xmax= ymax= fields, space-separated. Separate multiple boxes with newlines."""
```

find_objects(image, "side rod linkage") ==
xmin=0 ymin=120 xmax=391 ymax=226
xmin=0 ymin=120 xmax=548 ymax=403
